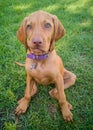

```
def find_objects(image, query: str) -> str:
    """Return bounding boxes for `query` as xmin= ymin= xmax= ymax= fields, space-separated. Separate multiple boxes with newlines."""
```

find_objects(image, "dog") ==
xmin=15 ymin=10 xmax=76 ymax=122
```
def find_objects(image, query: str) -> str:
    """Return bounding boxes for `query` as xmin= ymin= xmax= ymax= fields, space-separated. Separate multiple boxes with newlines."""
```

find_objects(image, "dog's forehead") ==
xmin=28 ymin=10 xmax=53 ymax=22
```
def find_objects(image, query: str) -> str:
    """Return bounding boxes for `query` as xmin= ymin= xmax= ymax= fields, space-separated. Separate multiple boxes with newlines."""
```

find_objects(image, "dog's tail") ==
xmin=15 ymin=62 xmax=25 ymax=67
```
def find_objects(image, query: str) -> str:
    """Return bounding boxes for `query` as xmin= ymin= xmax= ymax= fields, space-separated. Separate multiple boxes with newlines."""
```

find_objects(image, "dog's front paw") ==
xmin=15 ymin=97 xmax=30 ymax=115
xmin=62 ymin=109 xmax=73 ymax=122
xmin=61 ymin=103 xmax=73 ymax=122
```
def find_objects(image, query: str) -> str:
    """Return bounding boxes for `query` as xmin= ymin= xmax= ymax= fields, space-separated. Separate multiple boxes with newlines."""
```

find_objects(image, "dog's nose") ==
xmin=32 ymin=37 xmax=43 ymax=45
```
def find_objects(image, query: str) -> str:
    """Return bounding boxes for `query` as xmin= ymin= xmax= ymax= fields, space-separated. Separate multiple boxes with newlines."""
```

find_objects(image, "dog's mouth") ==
xmin=33 ymin=48 xmax=42 ymax=54
xmin=30 ymin=46 xmax=47 ymax=55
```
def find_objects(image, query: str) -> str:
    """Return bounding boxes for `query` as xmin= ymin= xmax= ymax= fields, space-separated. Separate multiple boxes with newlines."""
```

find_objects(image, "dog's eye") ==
xmin=45 ymin=23 xmax=51 ymax=28
xmin=27 ymin=24 xmax=32 ymax=30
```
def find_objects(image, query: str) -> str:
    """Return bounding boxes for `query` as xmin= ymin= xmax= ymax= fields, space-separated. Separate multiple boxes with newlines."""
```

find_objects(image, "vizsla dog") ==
xmin=15 ymin=10 xmax=76 ymax=122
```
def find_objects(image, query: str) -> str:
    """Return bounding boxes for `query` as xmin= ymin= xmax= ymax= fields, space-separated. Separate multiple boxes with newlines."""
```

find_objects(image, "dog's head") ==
xmin=17 ymin=10 xmax=65 ymax=55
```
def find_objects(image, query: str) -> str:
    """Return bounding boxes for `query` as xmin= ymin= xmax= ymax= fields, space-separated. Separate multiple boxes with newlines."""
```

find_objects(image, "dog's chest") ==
xmin=26 ymin=61 xmax=55 ymax=85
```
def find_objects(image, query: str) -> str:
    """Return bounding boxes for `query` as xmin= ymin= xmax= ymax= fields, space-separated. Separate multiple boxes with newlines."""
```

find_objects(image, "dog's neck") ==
xmin=27 ymin=49 xmax=50 ymax=70
xmin=27 ymin=49 xmax=50 ymax=60
xmin=27 ymin=53 xmax=49 ymax=60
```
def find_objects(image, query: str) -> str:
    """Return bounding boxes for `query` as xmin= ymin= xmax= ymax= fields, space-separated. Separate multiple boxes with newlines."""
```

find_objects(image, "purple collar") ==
xmin=27 ymin=53 xmax=48 ymax=60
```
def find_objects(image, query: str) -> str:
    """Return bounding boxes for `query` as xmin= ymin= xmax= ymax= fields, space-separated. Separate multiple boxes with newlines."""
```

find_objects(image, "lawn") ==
xmin=0 ymin=0 xmax=93 ymax=129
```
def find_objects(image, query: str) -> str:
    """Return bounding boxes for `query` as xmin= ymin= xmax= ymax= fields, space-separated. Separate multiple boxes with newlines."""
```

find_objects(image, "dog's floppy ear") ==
xmin=52 ymin=15 xmax=65 ymax=41
xmin=17 ymin=17 xmax=27 ymax=46
xmin=49 ymin=15 xmax=65 ymax=52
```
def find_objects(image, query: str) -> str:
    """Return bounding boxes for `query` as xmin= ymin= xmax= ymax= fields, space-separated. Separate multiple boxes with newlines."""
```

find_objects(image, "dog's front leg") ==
xmin=15 ymin=73 xmax=37 ymax=115
xmin=55 ymin=74 xmax=73 ymax=122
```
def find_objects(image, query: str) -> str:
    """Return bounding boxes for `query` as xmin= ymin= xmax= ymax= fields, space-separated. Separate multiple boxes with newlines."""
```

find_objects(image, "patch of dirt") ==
xmin=47 ymin=104 xmax=57 ymax=119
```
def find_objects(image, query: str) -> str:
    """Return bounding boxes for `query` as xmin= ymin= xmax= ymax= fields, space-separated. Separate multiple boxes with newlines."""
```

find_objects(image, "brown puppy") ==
xmin=15 ymin=10 xmax=76 ymax=122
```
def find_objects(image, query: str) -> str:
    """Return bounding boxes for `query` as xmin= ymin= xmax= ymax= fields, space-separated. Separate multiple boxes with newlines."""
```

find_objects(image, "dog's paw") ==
xmin=61 ymin=103 xmax=73 ymax=122
xmin=63 ymin=109 xmax=73 ymax=122
xmin=49 ymin=89 xmax=58 ymax=99
xmin=15 ymin=97 xmax=29 ymax=115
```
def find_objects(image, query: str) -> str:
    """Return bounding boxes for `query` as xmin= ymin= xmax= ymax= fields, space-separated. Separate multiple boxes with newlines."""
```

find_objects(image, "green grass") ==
xmin=0 ymin=0 xmax=93 ymax=129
